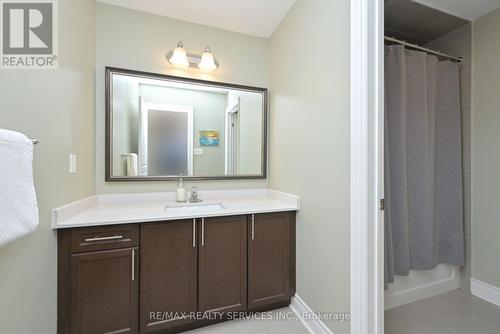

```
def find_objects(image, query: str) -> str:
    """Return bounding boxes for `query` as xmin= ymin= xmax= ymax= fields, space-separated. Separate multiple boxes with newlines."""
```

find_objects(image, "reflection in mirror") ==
xmin=107 ymin=68 xmax=267 ymax=180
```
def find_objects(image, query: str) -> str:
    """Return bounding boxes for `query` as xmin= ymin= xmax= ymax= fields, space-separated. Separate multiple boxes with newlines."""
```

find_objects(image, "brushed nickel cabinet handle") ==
xmin=131 ymin=249 xmax=135 ymax=281
xmin=201 ymin=218 xmax=205 ymax=246
xmin=193 ymin=219 xmax=196 ymax=248
xmin=251 ymin=214 xmax=255 ymax=241
xmin=84 ymin=235 xmax=123 ymax=242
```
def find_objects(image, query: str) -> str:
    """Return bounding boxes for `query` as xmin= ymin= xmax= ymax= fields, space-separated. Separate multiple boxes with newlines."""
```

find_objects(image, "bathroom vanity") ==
xmin=54 ymin=190 xmax=299 ymax=334
xmin=52 ymin=66 xmax=298 ymax=333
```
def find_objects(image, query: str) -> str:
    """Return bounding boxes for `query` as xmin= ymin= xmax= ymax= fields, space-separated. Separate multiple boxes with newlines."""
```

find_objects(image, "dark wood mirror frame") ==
xmin=105 ymin=67 xmax=268 ymax=181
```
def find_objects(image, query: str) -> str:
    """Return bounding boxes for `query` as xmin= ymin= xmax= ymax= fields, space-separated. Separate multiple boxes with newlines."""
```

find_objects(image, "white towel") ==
xmin=126 ymin=153 xmax=138 ymax=176
xmin=0 ymin=129 xmax=39 ymax=247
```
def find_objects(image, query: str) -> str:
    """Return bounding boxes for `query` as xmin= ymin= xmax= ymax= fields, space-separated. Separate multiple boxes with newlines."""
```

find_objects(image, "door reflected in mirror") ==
xmin=106 ymin=67 xmax=267 ymax=180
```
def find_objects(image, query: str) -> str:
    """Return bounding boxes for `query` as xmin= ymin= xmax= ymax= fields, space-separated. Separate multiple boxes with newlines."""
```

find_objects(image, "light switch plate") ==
xmin=194 ymin=148 xmax=203 ymax=156
xmin=69 ymin=154 xmax=77 ymax=174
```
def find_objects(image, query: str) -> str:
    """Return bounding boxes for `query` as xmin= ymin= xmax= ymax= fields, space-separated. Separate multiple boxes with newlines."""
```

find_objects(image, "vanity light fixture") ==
xmin=167 ymin=41 xmax=219 ymax=72
xmin=198 ymin=46 xmax=218 ymax=72
xmin=167 ymin=41 xmax=189 ymax=68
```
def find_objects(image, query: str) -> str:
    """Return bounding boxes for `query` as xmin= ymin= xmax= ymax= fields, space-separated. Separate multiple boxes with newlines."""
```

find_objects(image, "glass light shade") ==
xmin=168 ymin=43 xmax=189 ymax=68
xmin=198 ymin=47 xmax=218 ymax=72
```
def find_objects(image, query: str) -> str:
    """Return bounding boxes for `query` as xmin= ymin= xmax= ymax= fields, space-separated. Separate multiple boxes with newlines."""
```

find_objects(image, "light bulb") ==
xmin=198 ymin=46 xmax=218 ymax=72
xmin=168 ymin=41 xmax=189 ymax=68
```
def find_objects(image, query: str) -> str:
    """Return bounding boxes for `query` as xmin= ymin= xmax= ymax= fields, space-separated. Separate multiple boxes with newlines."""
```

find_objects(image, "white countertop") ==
xmin=52 ymin=189 xmax=300 ymax=229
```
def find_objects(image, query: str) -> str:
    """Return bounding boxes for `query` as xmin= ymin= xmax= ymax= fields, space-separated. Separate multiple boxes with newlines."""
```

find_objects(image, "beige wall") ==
xmin=236 ymin=91 xmax=264 ymax=174
xmin=96 ymin=3 xmax=270 ymax=193
xmin=111 ymin=75 xmax=139 ymax=175
xmin=471 ymin=7 xmax=500 ymax=289
xmin=0 ymin=0 xmax=96 ymax=333
xmin=269 ymin=0 xmax=351 ymax=333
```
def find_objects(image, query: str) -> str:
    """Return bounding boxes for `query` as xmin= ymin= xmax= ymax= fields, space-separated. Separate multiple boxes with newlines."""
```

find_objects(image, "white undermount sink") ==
xmin=164 ymin=202 xmax=226 ymax=215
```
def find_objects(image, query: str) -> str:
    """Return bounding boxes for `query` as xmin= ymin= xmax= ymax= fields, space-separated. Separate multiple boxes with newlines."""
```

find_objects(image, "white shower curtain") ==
xmin=385 ymin=46 xmax=464 ymax=285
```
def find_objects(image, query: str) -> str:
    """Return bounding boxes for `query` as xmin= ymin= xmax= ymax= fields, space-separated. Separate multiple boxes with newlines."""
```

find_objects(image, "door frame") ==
xmin=350 ymin=1 xmax=384 ymax=334
xmin=225 ymin=97 xmax=240 ymax=174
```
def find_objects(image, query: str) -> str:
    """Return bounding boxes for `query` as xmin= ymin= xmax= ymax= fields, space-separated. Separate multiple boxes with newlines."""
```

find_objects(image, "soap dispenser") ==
xmin=176 ymin=175 xmax=186 ymax=202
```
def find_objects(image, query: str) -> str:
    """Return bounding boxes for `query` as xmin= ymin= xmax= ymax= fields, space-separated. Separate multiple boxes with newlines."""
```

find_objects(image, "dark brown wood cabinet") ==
xmin=70 ymin=248 xmax=139 ymax=334
xmin=58 ymin=224 xmax=140 ymax=334
xmin=58 ymin=212 xmax=295 ymax=334
xmin=248 ymin=212 xmax=295 ymax=308
xmin=198 ymin=215 xmax=247 ymax=313
xmin=140 ymin=220 xmax=197 ymax=333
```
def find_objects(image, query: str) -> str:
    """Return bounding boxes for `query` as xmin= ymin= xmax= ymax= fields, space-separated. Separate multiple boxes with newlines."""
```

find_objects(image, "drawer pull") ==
xmin=84 ymin=235 xmax=124 ymax=243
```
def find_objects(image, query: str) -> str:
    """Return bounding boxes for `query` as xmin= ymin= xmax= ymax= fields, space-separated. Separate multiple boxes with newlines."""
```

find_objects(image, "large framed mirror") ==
xmin=105 ymin=67 xmax=268 ymax=181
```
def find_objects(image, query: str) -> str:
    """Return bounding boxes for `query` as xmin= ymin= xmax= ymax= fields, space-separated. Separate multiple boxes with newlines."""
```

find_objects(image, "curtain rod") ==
xmin=384 ymin=36 xmax=462 ymax=62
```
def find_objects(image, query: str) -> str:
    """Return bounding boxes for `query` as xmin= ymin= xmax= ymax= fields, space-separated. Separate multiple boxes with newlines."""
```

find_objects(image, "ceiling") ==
xmin=413 ymin=0 xmax=500 ymax=21
xmin=97 ymin=0 xmax=296 ymax=38
xmin=385 ymin=0 xmax=469 ymax=45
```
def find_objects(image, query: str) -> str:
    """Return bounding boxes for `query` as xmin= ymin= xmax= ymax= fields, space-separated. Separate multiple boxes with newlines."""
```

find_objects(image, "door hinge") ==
xmin=379 ymin=199 xmax=385 ymax=211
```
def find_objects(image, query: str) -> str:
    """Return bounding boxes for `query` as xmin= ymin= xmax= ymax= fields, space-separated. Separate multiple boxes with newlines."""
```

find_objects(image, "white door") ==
xmin=139 ymin=99 xmax=194 ymax=176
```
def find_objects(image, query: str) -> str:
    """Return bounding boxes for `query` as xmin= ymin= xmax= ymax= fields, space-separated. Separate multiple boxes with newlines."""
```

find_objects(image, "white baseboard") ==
xmin=471 ymin=279 xmax=500 ymax=307
xmin=385 ymin=266 xmax=460 ymax=310
xmin=290 ymin=295 xmax=334 ymax=334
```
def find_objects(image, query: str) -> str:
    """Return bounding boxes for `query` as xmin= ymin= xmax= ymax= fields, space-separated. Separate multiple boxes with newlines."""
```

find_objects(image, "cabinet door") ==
xmin=248 ymin=212 xmax=295 ymax=308
xmin=198 ymin=215 xmax=247 ymax=313
xmin=70 ymin=248 xmax=138 ymax=334
xmin=140 ymin=220 xmax=197 ymax=333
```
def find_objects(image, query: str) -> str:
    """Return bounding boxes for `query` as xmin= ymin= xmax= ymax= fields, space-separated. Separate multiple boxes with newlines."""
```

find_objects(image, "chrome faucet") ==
xmin=187 ymin=186 xmax=202 ymax=203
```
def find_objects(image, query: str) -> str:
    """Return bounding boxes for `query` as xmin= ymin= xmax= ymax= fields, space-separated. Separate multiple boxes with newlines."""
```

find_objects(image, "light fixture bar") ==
xmin=166 ymin=42 xmax=219 ymax=72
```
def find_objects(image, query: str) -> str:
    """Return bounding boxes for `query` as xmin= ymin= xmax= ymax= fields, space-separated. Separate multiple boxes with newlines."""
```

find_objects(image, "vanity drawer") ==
xmin=70 ymin=224 xmax=139 ymax=253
